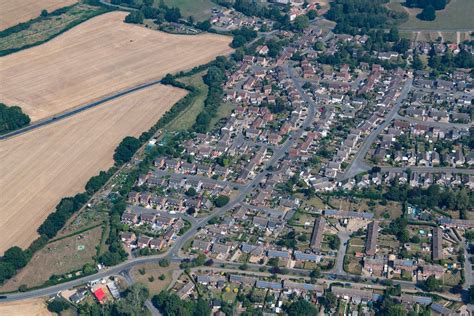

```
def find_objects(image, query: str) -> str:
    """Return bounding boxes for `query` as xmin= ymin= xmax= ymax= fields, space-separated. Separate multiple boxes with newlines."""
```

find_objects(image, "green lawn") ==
xmin=165 ymin=71 xmax=208 ymax=132
xmin=163 ymin=0 xmax=217 ymax=21
xmin=389 ymin=0 xmax=474 ymax=30
xmin=209 ymin=101 xmax=234 ymax=129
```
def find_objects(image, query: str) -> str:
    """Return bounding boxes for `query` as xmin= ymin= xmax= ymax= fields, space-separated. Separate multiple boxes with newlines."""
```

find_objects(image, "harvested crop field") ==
xmin=0 ymin=11 xmax=233 ymax=122
xmin=0 ymin=0 xmax=78 ymax=31
xmin=0 ymin=298 xmax=52 ymax=316
xmin=0 ymin=84 xmax=186 ymax=254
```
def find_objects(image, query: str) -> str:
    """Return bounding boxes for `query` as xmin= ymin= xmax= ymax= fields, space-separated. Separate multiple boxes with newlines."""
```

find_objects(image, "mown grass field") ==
xmin=388 ymin=0 xmax=474 ymax=30
xmin=166 ymin=71 xmax=208 ymax=131
xmin=164 ymin=0 xmax=217 ymax=21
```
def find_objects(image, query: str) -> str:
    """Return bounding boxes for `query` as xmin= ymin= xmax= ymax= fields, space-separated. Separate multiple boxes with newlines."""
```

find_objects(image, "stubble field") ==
xmin=0 ymin=11 xmax=233 ymax=122
xmin=0 ymin=0 xmax=78 ymax=30
xmin=0 ymin=298 xmax=52 ymax=316
xmin=0 ymin=84 xmax=186 ymax=253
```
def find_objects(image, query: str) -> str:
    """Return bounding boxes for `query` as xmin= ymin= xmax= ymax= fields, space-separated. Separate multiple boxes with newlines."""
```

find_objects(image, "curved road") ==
xmin=339 ymin=78 xmax=413 ymax=181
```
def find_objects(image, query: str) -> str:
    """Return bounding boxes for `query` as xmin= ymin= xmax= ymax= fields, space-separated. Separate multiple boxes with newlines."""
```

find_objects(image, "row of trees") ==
xmin=193 ymin=57 xmax=234 ymax=132
xmin=0 ymin=103 xmax=30 ymax=134
xmin=326 ymin=0 xmax=407 ymax=35
xmin=152 ymin=291 xmax=211 ymax=316
xmin=123 ymin=0 xmax=182 ymax=24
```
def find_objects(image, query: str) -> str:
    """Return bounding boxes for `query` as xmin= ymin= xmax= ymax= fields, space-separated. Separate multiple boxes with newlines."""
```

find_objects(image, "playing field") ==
xmin=388 ymin=0 xmax=474 ymax=30
xmin=0 ymin=0 xmax=78 ymax=31
xmin=0 ymin=11 xmax=232 ymax=122
xmin=0 ymin=84 xmax=186 ymax=254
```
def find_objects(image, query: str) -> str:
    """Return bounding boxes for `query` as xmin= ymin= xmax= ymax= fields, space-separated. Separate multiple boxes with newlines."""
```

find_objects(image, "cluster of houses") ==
xmin=120 ymin=209 xmax=185 ymax=251
xmin=175 ymin=269 xmax=467 ymax=315
xmin=366 ymin=117 xmax=472 ymax=169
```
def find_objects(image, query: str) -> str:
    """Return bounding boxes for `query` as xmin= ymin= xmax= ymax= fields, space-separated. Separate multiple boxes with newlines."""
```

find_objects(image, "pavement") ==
xmin=339 ymin=77 xmax=414 ymax=181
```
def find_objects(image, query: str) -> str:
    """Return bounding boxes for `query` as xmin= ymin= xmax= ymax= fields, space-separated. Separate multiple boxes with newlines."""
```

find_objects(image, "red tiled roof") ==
xmin=94 ymin=288 xmax=106 ymax=302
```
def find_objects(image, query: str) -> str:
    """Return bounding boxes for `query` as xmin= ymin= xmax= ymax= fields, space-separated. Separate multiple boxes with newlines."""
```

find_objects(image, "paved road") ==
xmin=0 ymin=79 xmax=164 ymax=141
xmin=462 ymin=238 xmax=473 ymax=290
xmin=339 ymin=78 xmax=413 ymax=181
xmin=333 ymin=232 xmax=350 ymax=275
xmin=152 ymin=169 xmax=245 ymax=189
xmin=379 ymin=166 xmax=474 ymax=175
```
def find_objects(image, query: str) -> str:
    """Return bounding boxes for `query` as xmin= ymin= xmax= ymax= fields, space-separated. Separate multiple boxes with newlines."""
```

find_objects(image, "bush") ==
xmin=214 ymin=195 xmax=230 ymax=207
xmin=47 ymin=299 xmax=69 ymax=314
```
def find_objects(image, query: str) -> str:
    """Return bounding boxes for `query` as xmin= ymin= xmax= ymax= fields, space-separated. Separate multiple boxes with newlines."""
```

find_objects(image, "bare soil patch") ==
xmin=0 ymin=84 xmax=186 ymax=254
xmin=0 ymin=0 xmax=78 ymax=31
xmin=0 ymin=11 xmax=233 ymax=122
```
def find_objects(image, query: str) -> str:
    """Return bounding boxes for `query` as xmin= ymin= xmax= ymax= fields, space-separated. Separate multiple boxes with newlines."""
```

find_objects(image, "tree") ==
xmin=319 ymin=291 xmax=337 ymax=310
xmin=423 ymin=275 xmax=441 ymax=292
xmin=124 ymin=11 xmax=144 ymax=24
xmin=114 ymin=284 xmax=150 ymax=315
xmin=468 ymin=285 xmax=474 ymax=304
xmin=313 ymin=41 xmax=325 ymax=51
xmin=0 ymin=103 xmax=31 ymax=133
xmin=47 ymin=299 xmax=69 ymax=314
xmin=310 ymin=267 xmax=321 ymax=279
xmin=0 ymin=262 xmax=15 ymax=283
xmin=113 ymin=136 xmax=141 ymax=165
xmin=3 ymin=246 xmax=28 ymax=269
xmin=159 ymin=258 xmax=170 ymax=267
xmin=214 ymin=195 xmax=230 ymax=207
xmin=196 ymin=20 xmax=212 ymax=31
xmin=306 ymin=9 xmax=317 ymax=20
xmin=418 ymin=6 xmax=436 ymax=21
xmin=394 ymin=38 xmax=410 ymax=54
xmin=412 ymin=54 xmax=424 ymax=70
xmin=286 ymin=298 xmax=317 ymax=316
xmin=41 ymin=9 xmax=48 ymax=17
xmin=293 ymin=15 xmax=309 ymax=31
xmin=164 ymin=7 xmax=181 ymax=22
xmin=387 ymin=304 xmax=407 ymax=316
xmin=433 ymin=0 xmax=447 ymax=10
xmin=185 ymin=187 xmax=197 ymax=197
